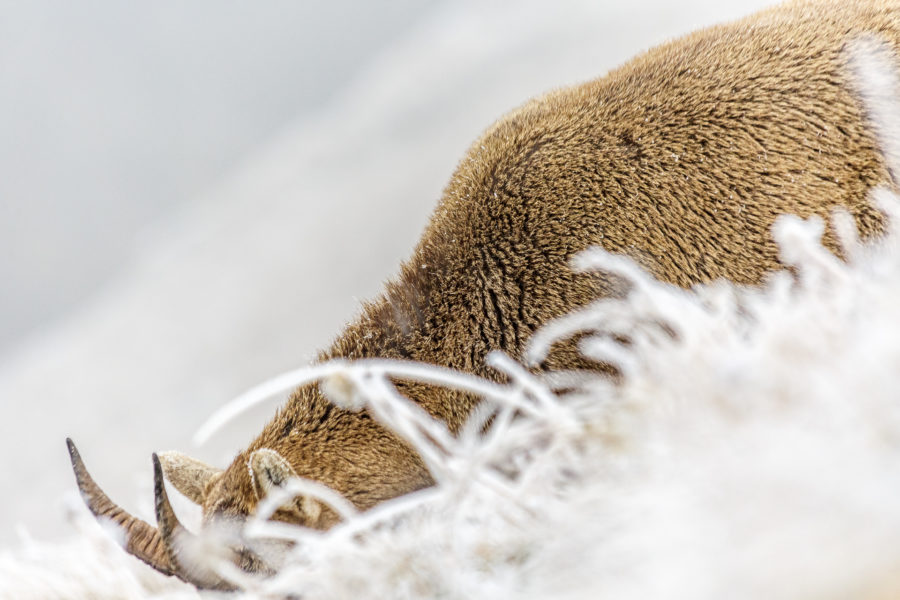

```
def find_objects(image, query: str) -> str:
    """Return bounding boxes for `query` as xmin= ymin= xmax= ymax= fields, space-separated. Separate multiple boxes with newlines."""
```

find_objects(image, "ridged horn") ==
xmin=66 ymin=438 xmax=176 ymax=577
xmin=152 ymin=453 xmax=238 ymax=591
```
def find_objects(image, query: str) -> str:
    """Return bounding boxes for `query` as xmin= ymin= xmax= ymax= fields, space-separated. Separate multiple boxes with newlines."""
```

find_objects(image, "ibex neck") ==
xmin=320 ymin=251 xmax=468 ymax=369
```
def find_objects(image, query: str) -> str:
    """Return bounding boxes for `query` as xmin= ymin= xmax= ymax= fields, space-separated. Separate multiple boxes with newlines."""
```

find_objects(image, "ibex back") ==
xmin=68 ymin=0 xmax=899 ymax=589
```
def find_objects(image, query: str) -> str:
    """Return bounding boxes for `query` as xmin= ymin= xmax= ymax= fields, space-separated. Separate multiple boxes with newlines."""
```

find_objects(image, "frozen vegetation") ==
xmin=7 ymin=185 xmax=900 ymax=598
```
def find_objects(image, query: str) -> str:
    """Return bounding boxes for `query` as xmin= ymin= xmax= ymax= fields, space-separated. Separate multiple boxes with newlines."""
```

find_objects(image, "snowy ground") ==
xmin=0 ymin=0 xmax=782 ymax=592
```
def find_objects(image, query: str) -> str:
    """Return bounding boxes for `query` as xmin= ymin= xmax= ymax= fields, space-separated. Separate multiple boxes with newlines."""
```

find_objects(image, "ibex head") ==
xmin=66 ymin=384 xmax=433 ymax=589
xmin=66 ymin=438 xmax=336 ymax=589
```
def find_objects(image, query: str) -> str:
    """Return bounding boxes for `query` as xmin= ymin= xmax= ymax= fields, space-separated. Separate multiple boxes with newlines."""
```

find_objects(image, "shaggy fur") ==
xmin=69 ymin=0 xmax=900 ymax=587
xmin=239 ymin=0 xmax=897 ymax=517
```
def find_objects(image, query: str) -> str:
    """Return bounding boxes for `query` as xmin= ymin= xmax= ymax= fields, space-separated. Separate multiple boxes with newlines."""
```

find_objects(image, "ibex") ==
xmin=68 ymin=0 xmax=900 ymax=590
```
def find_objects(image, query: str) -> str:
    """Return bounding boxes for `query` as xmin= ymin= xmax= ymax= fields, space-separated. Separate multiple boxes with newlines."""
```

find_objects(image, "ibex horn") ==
xmin=152 ymin=453 xmax=238 ymax=591
xmin=66 ymin=438 xmax=176 ymax=577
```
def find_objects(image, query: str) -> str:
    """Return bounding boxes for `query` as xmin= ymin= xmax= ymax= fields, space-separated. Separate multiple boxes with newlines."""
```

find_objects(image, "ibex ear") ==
xmin=248 ymin=448 xmax=321 ymax=522
xmin=248 ymin=448 xmax=298 ymax=499
xmin=157 ymin=451 xmax=223 ymax=505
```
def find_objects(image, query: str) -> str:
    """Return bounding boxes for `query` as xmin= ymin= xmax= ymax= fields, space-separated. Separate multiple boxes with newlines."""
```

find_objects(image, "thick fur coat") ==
xmin=237 ymin=0 xmax=895 ymax=520
xmin=68 ymin=0 xmax=900 ymax=587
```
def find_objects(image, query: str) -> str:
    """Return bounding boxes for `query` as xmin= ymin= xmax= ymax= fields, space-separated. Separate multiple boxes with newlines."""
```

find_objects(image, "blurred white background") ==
xmin=0 ymin=0 xmax=777 ymax=545
xmin=0 ymin=0 xmax=438 ymax=355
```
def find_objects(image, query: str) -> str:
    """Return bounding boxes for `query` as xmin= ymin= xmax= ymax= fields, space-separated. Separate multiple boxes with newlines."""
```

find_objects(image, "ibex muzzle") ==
xmin=69 ymin=0 xmax=900 ymax=589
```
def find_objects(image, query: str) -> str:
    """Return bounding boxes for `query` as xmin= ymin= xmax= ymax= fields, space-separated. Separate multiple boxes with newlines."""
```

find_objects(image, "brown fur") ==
xmin=212 ymin=0 xmax=898 ymax=526
xmin=72 ymin=0 xmax=900 ymax=575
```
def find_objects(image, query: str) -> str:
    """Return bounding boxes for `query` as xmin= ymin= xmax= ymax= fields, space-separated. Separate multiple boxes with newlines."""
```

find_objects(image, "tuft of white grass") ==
xmin=7 ymin=34 xmax=900 ymax=600
xmin=0 ymin=496 xmax=199 ymax=600
xmin=199 ymin=201 xmax=900 ymax=600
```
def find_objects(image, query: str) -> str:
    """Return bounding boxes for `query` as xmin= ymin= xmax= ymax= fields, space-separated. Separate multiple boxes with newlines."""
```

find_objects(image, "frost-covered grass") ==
xmin=0 ymin=509 xmax=196 ymax=600
xmin=205 ymin=205 xmax=900 ymax=600
xmin=9 ymin=194 xmax=900 ymax=599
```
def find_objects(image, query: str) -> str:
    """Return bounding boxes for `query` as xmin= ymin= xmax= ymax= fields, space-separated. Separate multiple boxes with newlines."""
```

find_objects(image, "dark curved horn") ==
xmin=66 ymin=438 xmax=176 ymax=577
xmin=152 ymin=453 xmax=238 ymax=591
